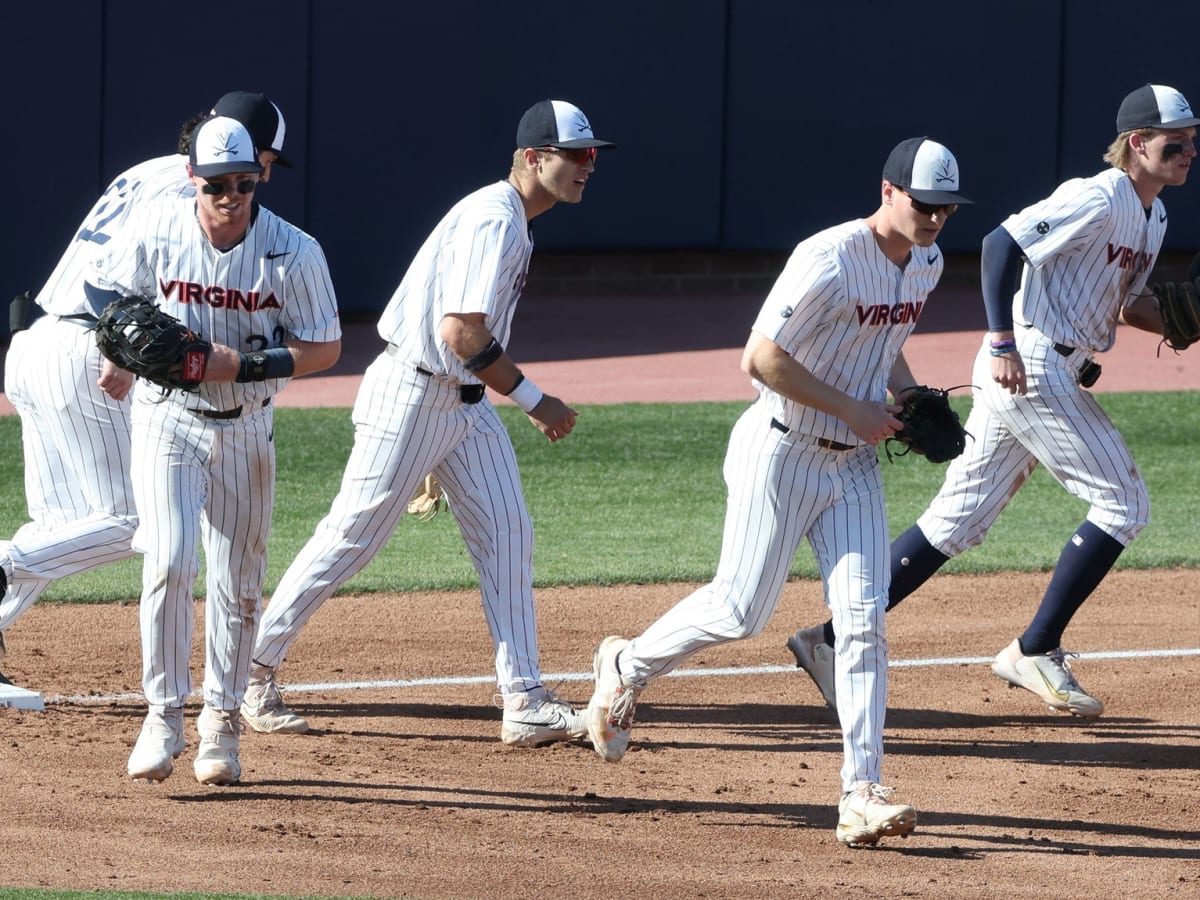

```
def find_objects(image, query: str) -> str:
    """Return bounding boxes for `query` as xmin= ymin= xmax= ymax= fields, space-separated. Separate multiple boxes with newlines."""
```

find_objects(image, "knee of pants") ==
xmin=1093 ymin=495 xmax=1149 ymax=547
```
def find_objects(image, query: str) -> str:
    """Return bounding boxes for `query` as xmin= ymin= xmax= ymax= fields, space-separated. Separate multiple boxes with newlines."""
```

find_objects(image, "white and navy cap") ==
xmin=189 ymin=116 xmax=262 ymax=178
xmin=515 ymin=99 xmax=616 ymax=149
xmin=212 ymin=90 xmax=292 ymax=167
xmin=883 ymin=137 xmax=973 ymax=205
xmin=1116 ymin=84 xmax=1200 ymax=132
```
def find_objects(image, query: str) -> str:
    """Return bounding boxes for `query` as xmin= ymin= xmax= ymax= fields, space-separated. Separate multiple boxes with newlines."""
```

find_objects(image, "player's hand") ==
xmin=98 ymin=357 xmax=135 ymax=401
xmin=526 ymin=394 xmax=578 ymax=442
xmin=991 ymin=352 xmax=1027 ymax=395
xmin=845 ymin=399 xmax=903 ymax=445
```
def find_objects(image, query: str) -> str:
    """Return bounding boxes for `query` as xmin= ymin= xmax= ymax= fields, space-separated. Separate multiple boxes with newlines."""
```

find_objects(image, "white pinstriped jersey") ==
xmin=376 ymin=181 xmax=532 ymax=382
xmin=751 ymin=219 xmax=942 ymax=446
xmin=87 ymin=198 xmax=341 ymax=411
xmin=1005 ymin=167 xmax=1165 ymax=353
xmin=36 ymin=154 xmax=194 ymax=317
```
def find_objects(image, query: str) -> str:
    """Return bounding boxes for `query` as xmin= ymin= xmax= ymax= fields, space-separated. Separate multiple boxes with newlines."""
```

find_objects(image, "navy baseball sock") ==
xmin=821 ymin=525 xmax=950 ymax=645
xmin=1019 ymin=521 xmax=1125 ymax=655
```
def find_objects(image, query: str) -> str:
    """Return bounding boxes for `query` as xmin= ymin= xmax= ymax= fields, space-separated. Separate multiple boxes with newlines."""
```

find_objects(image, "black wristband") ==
xmin=236 ymin=347 xmax=296 ymax=382
xmin=463 ymin=338 xmax=503 ymax=372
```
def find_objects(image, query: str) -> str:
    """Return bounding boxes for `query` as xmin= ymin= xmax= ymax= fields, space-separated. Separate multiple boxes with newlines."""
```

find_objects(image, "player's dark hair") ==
xmin=177 ymin=112 xmax=208 ymax=155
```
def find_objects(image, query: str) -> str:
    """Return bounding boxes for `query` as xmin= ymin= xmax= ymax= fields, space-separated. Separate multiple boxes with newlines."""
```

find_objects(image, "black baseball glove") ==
xmin=1151 ymin=279 xmax=1200 ymax=352
xmin=886 ymin=385 xmax=968 ymax=464
xmin=94 ymin=295 xmax=212 ymax=392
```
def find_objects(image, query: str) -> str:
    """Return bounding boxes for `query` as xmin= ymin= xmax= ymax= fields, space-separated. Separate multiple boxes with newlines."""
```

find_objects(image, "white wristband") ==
xmin=507 ymin=376 xmax=544 ymax=412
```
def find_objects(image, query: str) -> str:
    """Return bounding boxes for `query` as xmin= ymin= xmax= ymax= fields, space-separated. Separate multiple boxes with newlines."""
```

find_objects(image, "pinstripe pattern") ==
xmin=620 ymin=219 xmax=940 ymax=791
xmin=2 ymin=155 xmax=191 ymax=632
xmin=919 ymin=330 xmax=1149 ymax=553
xmin=88 ymin=197 xmax=340 ymax=711
xmin=920 ymin=167 xmax=1159 ymax=559
xmin=752 ymin=220 xmax=939 ymax=446
xmin=377 ymin=181 xmax=531 ymax=384
xmin=254 ymin=181 xmax=545 ymax=695
xmin=1006 ymin=168 xmax=1164 ymax=352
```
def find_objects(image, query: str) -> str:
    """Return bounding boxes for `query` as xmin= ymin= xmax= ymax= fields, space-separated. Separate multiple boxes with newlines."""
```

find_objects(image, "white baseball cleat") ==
xmin=836 ymin=782 xmax=917 ymax=848
xmin=585 ymin=635 xmax=643 ymax=762
xmin=991 ymin=639 xmax=1104 ymax=717
xmin=127 ymin=708 xmax=186 ymax=783
xmin=194 ymin=706 xmax=243 ymax=785
xmin=499 ymin=686 xmax=586 ymax=747
xmin=241 ymin=665 xmax=309 ymax=734
xmin=786 ymin=624 xmax=837 ymax=710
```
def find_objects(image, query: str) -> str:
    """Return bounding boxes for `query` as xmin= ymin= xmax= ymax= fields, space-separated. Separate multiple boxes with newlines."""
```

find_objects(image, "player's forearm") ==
xmin=980 ymin=225 xmax=1024 ymax=334
xmin=742 ymin=332 xmax=854 ymax=418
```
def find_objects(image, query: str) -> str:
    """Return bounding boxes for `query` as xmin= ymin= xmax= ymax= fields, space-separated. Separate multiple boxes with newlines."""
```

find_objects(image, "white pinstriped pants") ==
xmin=623 ymin=400 xmax=890 ymax=792
xmin=1 ymin=317 xmax=138 ymax=631
xmin=919 ymin=329 xmax=1149 ymax=555
xmin=130 ymin=392 xmax=275 ymax=711
xmin=252 ymin=351 xmax=543 ymax=695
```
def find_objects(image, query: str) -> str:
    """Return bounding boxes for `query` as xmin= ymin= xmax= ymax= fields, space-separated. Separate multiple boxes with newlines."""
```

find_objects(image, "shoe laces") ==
xmin=1045 ymin=647 xmax=1084 ymax=690
xmin=607 ymin=685 xmax=639 ymax=730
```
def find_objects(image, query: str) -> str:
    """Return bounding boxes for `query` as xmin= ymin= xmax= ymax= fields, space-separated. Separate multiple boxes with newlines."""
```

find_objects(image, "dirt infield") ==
xmin=0 ymin=571 xmax=1197 ymax=898
xmin=1 ymin=293 xmax=1198 ymax=897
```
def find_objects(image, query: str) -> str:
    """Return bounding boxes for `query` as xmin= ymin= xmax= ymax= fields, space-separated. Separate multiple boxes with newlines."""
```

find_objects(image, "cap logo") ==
xmin=212 ymin=136 xmax=240 ymax=157
xmin=571 ymin=112 xmax=593 ymax=137
xmin=934 ymin=160 xmax=957 ymax=184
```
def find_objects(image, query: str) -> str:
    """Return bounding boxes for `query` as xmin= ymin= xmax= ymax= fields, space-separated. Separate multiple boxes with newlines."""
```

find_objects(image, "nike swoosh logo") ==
xmin=266 ymin=251 xmax=289 ymax=260
xmin=1036 ymin=668 xmax=1070 ymax=703
xmin=927 ymin=253 xmax=939 ymax=264
xmin=1159 ymin=213 xmax=1167 ymax=223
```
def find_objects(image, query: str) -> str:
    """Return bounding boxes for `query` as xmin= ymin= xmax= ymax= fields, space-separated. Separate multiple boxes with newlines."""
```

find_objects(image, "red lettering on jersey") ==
xmin=148 ymin=280 xmax=285 ymax=312
xmin=1106 ymin=244 xmax=1156 ymax=273
xmin=856 ymin=301 xmax=924 ymax=327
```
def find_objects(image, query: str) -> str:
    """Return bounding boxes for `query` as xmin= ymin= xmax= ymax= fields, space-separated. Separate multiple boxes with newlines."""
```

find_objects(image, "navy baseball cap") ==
xmin=212 ymin=91 xmax=293 ymax=167
xmin=516 ymin=100 xmax=616 ymax=149
xmin=189 ymin=116 xmax=263 ymax=178
xmin=883 ymin=137 xmax=974 ymax=205
xmin=1116 ymin=84 xmax=1200 ymax=132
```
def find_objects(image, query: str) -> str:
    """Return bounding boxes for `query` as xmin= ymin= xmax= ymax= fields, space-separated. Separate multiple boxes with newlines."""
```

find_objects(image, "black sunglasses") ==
xmin=894 ymin=186 xmax=956 ymax=217
xmin=201 ymin=178 xmax=258 ymax=196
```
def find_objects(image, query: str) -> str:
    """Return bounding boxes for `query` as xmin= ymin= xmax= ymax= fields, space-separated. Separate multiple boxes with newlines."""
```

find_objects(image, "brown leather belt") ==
xmin=770 ymin=417 xmax=855 ymax=451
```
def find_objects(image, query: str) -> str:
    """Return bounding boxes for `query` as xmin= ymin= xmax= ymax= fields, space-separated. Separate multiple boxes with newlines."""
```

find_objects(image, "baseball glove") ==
xmin=94 ymin=295 xmax=211 ymax=392
xmin=1151 ymin=279 xmax=1200 ymax=352
xmin=406 ymin=474 xmax=446 ymax=521
xmin=886 ymin=385 xmax=968 ymax=464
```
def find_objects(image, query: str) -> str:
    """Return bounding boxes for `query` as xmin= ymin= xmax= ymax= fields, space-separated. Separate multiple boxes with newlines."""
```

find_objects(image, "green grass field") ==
xmin=1 ymin=391 xmax=1197 ymax=605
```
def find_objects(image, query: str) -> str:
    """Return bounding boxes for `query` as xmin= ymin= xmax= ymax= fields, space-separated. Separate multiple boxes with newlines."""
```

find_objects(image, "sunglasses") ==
xmin=201 ymin=178 xmax=258 ymax=196
xmin=540 ymin=146 xmax=598 ymax=165
xmin=894 ymin=186 xmax=956 ymax=217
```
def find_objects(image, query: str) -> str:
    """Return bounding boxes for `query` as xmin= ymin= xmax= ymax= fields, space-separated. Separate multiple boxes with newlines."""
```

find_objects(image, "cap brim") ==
xmin=906 ymin=187 xmax=974 ymax=205
xmin=545 ymin=139 xmax=617 ymax=150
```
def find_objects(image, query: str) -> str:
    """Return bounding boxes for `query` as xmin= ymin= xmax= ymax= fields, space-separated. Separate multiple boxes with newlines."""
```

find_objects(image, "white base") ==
xmin=0 ymin=682 xmax=46 ymax=711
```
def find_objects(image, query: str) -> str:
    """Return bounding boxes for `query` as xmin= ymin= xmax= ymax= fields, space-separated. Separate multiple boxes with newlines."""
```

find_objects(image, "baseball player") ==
xmin=86 ymin=115 xmax=341 ymax=785
xmin=586 ymin=138 xmax=972 ymax=847
xmin=241 ymin=99 xmax=614 ymax=747
xmin=788 ymin=84 xmax=1196 ymax=718
xmin=0 ymin=92 xmax=292 ymax=690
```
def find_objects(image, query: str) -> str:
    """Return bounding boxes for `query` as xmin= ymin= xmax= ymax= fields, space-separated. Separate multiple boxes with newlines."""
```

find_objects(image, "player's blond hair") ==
xmin=1104 ymin=128 xmax=1154 ymax=169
